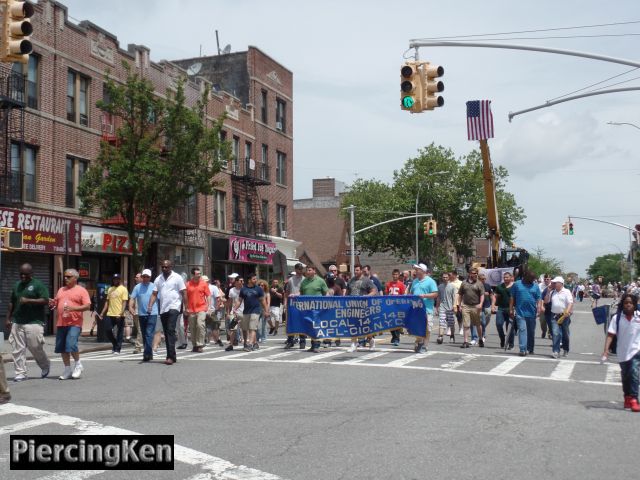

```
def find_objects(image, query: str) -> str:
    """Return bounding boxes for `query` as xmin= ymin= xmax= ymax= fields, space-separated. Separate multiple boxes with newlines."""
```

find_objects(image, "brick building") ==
xmin=0 ymin=0 xmax=298 ymax=326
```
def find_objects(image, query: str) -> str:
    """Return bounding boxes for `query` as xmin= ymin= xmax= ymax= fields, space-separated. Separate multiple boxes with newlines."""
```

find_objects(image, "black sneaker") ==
xmin=414 ymin=342 xmax=424 ymax=353
xmin=436 ymin=336 xmax=444 ymax=345
xmin=225 ymin=345 xmax=234 ymax=352
xmin=217 ymin=340 xmax=224 ymax=347
xmin=335 ymin=339 xmax=341 ymax=347
xmin=252 ymin=343 xmax=259 ymax=350
xmin=177 ymin=344 xmax=188 ymax=350
xmin=478 ymin=338 xmax=484 ymax=347
xmin=268 ymin=327 xmax=275 ymax=335
xmin=284 ymin=342 xmax=293 ymax=350
xmin=299 ymin=342 xmax=306 ymax=350
xmin=500 ymin=340 xmax=505 ymax=348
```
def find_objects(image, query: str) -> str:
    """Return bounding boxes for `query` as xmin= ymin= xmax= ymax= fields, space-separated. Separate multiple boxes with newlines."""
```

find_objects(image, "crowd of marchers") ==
xmin=1 ymin=261 xmax=639 ymax=413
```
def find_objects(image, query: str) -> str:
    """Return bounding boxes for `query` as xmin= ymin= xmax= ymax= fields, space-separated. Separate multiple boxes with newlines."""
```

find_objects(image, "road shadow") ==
xmin=581 ymin=400 xmax=624 ymax=411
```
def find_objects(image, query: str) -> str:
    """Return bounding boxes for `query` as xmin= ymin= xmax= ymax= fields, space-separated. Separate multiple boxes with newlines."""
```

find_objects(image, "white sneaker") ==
xmin=446 ymin=327 xmax=451 ymax=336
xmin=14 ymin=374 xmax=27 ymax=382
xmin=551 ymin=352 xmax=559 ymax=359
xmin=348 ymin=342 xmax=357 ymax=353
xmin=470 ymin=339 xmax=478 ymax=346
xmin=59 ymin=367 xmax=72 ymax=380
xmin=72 ymin=364 xmax=83 ymax=379
xmin=459 ymin=328 xmax=463 ymax=335
xmin=369 ymin=338 xmax=376 ymax=351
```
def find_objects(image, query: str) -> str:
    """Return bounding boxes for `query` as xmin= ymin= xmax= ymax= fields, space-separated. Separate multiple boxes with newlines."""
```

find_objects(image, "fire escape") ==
xmin=0 ymin=64 xmax=26 ymax=206
xmin=231 ymin=157 xmax=271 ymax=237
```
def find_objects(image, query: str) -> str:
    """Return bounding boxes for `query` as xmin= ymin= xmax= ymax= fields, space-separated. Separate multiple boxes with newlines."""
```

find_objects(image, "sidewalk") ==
xmin=1 ymin=334 xmax=113 ymax=364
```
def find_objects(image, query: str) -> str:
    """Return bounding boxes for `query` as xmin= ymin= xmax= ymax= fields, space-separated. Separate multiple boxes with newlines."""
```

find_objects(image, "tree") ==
xmin=78 ymin=63 xmax=231 ymax=272
xmin=527 ymin=248 xmax=564 ymax=278
xmin=340 ymin=143 xmax=526 ymax=270
xmin=587 ymin=253 xmax=628 ymax=284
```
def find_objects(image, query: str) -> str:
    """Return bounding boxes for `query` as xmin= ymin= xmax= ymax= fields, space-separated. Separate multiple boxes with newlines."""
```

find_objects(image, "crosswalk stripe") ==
xmin=258 ymin=351 xmax=299 ymax=361
xmin=341 ymin=351 xmax=389 ymax=365
xmin=386 ymin=351 xmax=433 ymax=367
xmin=296 ymin=350 xmax=345 ymax=363
xmin=0 ymin=403 xmax=284 ymax=479
xmin=216 ymin=346 xmax=276 ymax=360
xmin=488 ymin=357 xmax=526 ymax=375
xmin=34 ymin=471 xmax=106 ymax=480
xmin=440 ymin=354 xmax=478 ymax=370
xmin=550 ymin=360 xmax=576 ymax=380
xmin=605 ymin=363 xmax=621 ymax=384
xmin=0 ymin=417 xmax=54 ymax=436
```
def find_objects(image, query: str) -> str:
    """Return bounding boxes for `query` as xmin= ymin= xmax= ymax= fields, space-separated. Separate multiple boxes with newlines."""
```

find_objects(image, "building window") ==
xmin=232 ymin=136 xmax=239 ymax=173
xmin=67 ymin=70 xmax=90 ymax=126
xmin=276 ymin=151 xmax=286 ymax=185
xmin=277 ymin=204 xmax=287 ymax=237
xmin=220 ymin=131 xmax=228 ymax=168
xmin=261 ymin=144 xmax=268 ymax=181
xmin=245 ymin=141 xmax=252 ymax=165
xmin=185 ymin=191 xmax=197 ymax=225
xmin=261 ymin=89 xmax=268 ymax=123
xmin=261 ymin=200 xmax=268 ymax=234
xmin=24 ymin=145 xmax=36 ymax=202
xmin=9 ymin=143 xmax=37 ymax=202
xmin=213 ymin=190 xmax=226 ymax=230
xmin=12 ymin=55 xmax=39 ymax=108
xmin=65 ymin=156 xmax=88 ymax=208
xmin=232 ymin=195 xmax=241 ymax=231
xmin=276 ymin=99 xmax=286 ymax=132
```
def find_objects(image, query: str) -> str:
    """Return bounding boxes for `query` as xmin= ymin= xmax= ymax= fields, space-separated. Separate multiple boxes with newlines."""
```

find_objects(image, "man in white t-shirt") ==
xmin=147 ymin=260 xmax=187 ymax=365
xmin=225 ymin=276 xmax=244 ymax=351
xmin=284 ymin=263 xmax=305 ymax=349
xmin=603 ymin=293 xmax=640 ymax=412
xmin=545 ymin=276 xmax=573 ymax=359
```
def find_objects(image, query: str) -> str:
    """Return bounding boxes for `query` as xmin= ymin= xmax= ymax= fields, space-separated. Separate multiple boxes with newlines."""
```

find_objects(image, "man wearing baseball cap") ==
xmin=409 ymin=263 xmax=438 ymax=353
xmin=129 ymin=269 xmax=158 ymax=361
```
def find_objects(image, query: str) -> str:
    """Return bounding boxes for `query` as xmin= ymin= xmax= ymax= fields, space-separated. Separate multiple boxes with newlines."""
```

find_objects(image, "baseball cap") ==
xmin=412 ymin=263 xmax=429 ymax=272
xmin=228 ymin=273 xmax=239 ymax=278
xmin=552 ymin=276 xmax=564 ymax=284
xmin=294 ymin=262 xmax=305 ymax=269
xmin=141 ymin=269 xmax=152 ymax=277
xmin=113 ymin=273 xmax=121 ymax=279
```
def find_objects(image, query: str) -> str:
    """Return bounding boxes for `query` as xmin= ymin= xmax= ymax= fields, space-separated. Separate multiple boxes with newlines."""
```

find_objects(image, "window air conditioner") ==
xmin=281 ymin=230 xmax=288 ymax=238
xmin=275 ymin=121 xmax=282 ymax=130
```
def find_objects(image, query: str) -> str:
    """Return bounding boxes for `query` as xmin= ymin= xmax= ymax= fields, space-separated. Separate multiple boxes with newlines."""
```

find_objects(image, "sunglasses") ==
xmin=161 ymin=266 xmax=171 ymax=269
xmin=63 ymin=275 xmax=74 ymax=279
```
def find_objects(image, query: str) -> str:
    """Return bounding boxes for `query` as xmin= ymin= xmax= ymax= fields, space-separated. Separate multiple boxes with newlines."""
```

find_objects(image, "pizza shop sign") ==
xmin=81 ymin=226 xmax=144 ymax=254
xmin=229 ymin=235 xmax=277 ymax=264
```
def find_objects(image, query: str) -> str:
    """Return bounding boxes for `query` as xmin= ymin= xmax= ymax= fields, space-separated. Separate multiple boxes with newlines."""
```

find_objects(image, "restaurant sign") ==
xmin=81 ymin=226 xmax=144 ymax=254
xmin=229 ymin=235 xmax=276 ymax=264
xmin=0 ymin=208 xmax=81 ymax=255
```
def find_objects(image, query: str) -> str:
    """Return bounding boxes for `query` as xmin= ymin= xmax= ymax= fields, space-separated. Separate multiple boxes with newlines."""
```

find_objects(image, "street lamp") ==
xmin=607 ymin=121 xmax=640 ymax=131
xmin=415 ymin=171 xmax=447 ymax=264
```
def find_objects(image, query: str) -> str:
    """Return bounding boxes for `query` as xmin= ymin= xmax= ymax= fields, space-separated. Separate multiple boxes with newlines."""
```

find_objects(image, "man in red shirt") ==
xmin=49 ymin=269 xmax=91 ymax=380
xmin=385 ymin=269 xmax=406 ymax=346
xmin=185 ymin=267 xmax=211 ymax=353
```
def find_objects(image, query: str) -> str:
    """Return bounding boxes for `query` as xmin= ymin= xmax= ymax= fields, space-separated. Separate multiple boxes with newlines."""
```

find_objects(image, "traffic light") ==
xmin=423 ymin=63 xmax=444 ymax=110
xmin=1 ymin=0 xmax=35 ymax=64
xmin=0 ymin=228 xmax=23 ymax=250
xmin=562 ymin=222 xmax=568 ymax=235
xmin=400 ymin=62 xmax=423 ymax=113
xmin=424 ymin=220 xmax=437 ymax=236
xmin=568 ymin=222 xmax=574 ymax=235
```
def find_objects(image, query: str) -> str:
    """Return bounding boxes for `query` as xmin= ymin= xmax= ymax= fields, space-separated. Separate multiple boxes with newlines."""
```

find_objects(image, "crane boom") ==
xmin=479 ymin=139 xmax=500 ymax=267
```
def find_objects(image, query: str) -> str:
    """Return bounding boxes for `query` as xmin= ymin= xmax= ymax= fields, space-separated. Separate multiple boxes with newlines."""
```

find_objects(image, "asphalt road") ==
xmin=1 ymin=298 xmax=637 ymax=479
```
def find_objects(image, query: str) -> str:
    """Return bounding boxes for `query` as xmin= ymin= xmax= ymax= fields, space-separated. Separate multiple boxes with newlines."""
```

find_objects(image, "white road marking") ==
xmin=341 ymin=351 xmax=389 ymax=365
xmin=488 ymin=357 xmax=526 ymax=376
xmin=296 ymin=350 xmax=345 ymax=363
xmin=258 ymin=351 xmax=299 ymax=361
xmin=385 ymin=351 xmax=434 ymax=367
xmin=0 ymin=403 xmax=285 ymax=480
xmin=605 ymin=363 xmax=621 ymax=384
xmin=550 ymin=360 xmax=576 ymax=381
xmin=440 ymin=354 xmax=478 ymax=370
xmin=0 ymin=417 xmax=54 ymax=436
xmin=216 ymin=346 xmax=276 ymax=359
xmin=35 ymin=471 xmax=106 ymax=480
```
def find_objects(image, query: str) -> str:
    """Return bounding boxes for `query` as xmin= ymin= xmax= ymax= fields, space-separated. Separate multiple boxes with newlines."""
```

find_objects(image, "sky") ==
xmin=58 ymin=0 xmax=640 ymax=276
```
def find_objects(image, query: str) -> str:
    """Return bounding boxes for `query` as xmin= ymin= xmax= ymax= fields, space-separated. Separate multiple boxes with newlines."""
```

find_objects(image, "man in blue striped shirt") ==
xmin=509 ymin=271 xmax=543 ymax=356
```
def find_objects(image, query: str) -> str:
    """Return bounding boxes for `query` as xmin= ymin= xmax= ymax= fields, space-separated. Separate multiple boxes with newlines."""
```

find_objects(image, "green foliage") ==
xmin=340 ymin=143 xmax=526 ymax=270
xmin=78 ymin=62 xmax=231 ymax=271
xmin=527 ymin=247 xmax=564 ymax=278
xmin=587 ymin=253 xmax=628 ymax=284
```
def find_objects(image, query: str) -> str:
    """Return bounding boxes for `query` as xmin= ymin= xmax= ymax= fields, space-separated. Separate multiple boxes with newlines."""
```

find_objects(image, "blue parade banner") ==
xmin=287 ymin=296 xmax=427 ymax=339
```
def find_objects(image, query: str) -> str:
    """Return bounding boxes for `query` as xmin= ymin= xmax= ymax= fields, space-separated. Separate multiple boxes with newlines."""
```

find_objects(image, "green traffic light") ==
xmin=428 ymin=229 xmax=434 ymax=235
xmin=402 ymin=96 xmax=415 ymax=108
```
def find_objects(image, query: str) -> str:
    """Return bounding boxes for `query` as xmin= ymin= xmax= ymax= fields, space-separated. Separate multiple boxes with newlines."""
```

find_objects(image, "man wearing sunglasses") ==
xmin=49 ymin=269 xmax=91 ymax=379
xmin=6 ymin=264 xmax=51 ymax=382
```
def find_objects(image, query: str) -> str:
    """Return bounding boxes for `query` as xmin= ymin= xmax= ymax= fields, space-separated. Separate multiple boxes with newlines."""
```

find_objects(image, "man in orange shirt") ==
xmin=185 ymin=267 xmax=211 ymax=353
xmin=49 ymin=269 xmax=91 ymax=380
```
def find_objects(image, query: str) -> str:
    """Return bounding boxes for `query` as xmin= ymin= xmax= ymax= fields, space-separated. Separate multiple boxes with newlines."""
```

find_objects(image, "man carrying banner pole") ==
xmin=409 ymin=263 xmax=438 ymax=353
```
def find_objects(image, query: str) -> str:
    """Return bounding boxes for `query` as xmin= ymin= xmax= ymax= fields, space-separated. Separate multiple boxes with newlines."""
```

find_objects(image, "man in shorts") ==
xmin=234 ymin=273 xmax=269 ymax=351
xmin=49 ymin=269 xmax=91 ymax=379
xmin=458 ymin=268 xmax=485 ymax=349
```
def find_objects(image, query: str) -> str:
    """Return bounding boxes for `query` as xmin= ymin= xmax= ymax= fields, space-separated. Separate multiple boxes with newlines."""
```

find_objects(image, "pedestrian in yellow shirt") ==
xmin=98 ymin=274 xmax=129 ymax=354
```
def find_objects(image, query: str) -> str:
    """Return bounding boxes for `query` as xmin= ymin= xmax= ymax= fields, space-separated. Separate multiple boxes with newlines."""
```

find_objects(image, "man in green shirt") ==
xmin=491 ymin=271 xmax=515 ymax=349
xmin=5 ymin=263 xmax=51 ymax=381
xmin=300 ymin=266 xmax=328 ymax=352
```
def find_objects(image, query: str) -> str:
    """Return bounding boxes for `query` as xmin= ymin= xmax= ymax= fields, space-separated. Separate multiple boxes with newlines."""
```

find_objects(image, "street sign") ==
xmin=344 ymin=250 xmax=361 ymax=256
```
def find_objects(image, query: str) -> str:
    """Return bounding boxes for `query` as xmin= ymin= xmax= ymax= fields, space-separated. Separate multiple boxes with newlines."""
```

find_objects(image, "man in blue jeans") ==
xmin=509 ymin=271 xmax=542 ymax=357
xmin=545 ymin=276 xmax=573 ymax=358
xmin=130 ymin=269 xmax=159 ymax=362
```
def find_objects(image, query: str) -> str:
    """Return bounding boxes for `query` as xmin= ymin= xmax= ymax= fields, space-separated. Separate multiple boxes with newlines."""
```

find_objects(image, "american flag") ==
xmin=466 ymin=100 xmax=494 ymax=141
